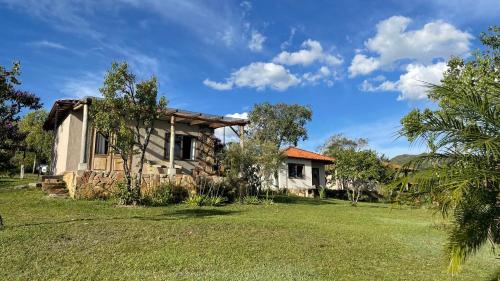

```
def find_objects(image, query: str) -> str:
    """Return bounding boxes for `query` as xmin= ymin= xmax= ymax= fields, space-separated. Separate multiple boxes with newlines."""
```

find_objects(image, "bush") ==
xmin=169 ymin=184 xmax=189 ymax=204
xmin=185 ymin=194 xmax=205 ymax=206
xmin=141 ymin=181 xmax=189 ymax=206
xmin=143 ymin=185 xmax=172 ymax=206
xmin=184 ymin=195 xmax=226 ymax=207
xmin=242 ymin=195 xmax=261 ymax=205
xmin=194 ymin=176 xmax=238 ymax=203
xmin=319 ymin=186 xmax=327 ymax=199
xmin=204 ymin=196 xmax=225 ymax=206
xmin=114 ymin=181 xmax=137 ymax=205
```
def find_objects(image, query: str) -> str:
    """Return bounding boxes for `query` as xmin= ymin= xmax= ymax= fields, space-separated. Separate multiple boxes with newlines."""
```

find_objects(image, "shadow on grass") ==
xmin=6 ymin=208 xmax=241 ymax=229
xmin=271 ymin=195 xmax=336 ymax=205
xmin=147 ymin=208 xmax=239 ymax=220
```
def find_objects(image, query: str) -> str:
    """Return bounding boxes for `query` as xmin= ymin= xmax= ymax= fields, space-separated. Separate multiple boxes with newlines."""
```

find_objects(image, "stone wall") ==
xmin=62 ymin=170 xmax=198 ymax=199
xmin=196 ymin=127 xmax=216 ymax=175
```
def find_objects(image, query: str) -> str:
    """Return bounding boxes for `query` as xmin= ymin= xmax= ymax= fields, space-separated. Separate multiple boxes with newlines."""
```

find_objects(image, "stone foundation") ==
xmin=288 ymin=188 xmax=316 ymax=198
xmin=62 ymin=170 xmax=199 ymax=199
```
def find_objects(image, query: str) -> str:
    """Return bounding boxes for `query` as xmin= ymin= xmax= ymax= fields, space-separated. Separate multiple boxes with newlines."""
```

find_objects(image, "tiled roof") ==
xmin=284 ymin=147 xmax=335 ymax=162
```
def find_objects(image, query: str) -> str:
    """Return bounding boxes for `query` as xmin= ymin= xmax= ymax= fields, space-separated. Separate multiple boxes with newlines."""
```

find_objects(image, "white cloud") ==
xmin=348 ymin=54 xmax=380 ymax=77
xmin=30 ymin=40 xmax=67 ymax=50
xmin=349 ymin=16 xmax=472 ymax=76
xmin=214 ymin=112 xmax=249 ymax=142
xmin=248 ymin=30 xmax=266 ymax=52
xmin=360 ymin=62 xmax=447 ymax=101
xmin=367 ymin=16 xmax=472 ymax=65
xmin=360 ymin=79 xmax=396 ymax=92
xmin=280 ymin=27 xmax=297 ymax=50
xmin=273 ymin=39 xmax=343 ymax=66
xmin=395 ymin=62 xmax=447 ymax=100
xmin=302 ymin=66 xmax=336 ymax=86
xmin=204 ymin=62 xmax=301 ymax=91
xmin=61 ymin=72 xmax=103 ymax=99
xmin=203 ymin=79 xmax=233 ymax=91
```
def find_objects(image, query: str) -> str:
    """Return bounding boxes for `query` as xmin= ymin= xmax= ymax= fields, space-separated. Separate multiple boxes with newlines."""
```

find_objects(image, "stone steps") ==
xmin=41 ymin=175 xmax=68 ymax=197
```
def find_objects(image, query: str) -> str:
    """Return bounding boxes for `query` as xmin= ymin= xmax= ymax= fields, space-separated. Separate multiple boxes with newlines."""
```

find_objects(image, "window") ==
xmin=165 ymin=134 xmax=195 ymax=160
xmin=95 ymin=132 xmax=109 ymax=155
xmin=288 ymin=163 xmax=304 ymax=178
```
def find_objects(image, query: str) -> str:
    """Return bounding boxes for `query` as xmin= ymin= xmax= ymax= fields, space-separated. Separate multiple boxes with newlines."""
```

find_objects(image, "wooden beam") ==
xmin=190 ymin=119 xmax=207 ymax=125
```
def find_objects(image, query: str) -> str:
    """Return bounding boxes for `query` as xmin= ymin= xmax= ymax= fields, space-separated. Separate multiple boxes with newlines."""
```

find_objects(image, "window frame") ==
xmin=288 ymin=163 xmax=305 ymax=179
xmin=164 ymin=133 xmax=196 ymax=161
xmin=94 ymin=132 xmax=109 ymax=156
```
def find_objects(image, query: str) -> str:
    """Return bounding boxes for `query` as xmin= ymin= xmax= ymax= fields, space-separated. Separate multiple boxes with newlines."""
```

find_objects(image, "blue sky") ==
xmin=1 ymin=0 xmax=498 ymax=157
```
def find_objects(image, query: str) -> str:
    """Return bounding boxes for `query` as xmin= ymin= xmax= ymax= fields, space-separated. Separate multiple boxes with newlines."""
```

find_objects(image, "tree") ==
xmin=0 ymin=61 xmax=41 ymax=229
xmin=18 ymin=110 xmax=53 ymax=173
xmin=91 ymin=62 xmax=167 ymax=205
xmin=246 ymin=103 xmax=312 ymax=190
xmin=0 ymin=62 xmax=41 ymax=170
xmin=248 ymin=102 xmax=312 ymax=149
xmin=322 ymin=134 xmax=385 ymax=205
xmin=222 ymin=142 xmax=261 ymax=198
xmin=394 ymin=26 xmax=499 ymax=273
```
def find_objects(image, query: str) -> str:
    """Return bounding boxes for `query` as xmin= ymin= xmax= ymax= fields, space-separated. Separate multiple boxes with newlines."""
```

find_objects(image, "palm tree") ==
xmin=394 ymin=27 xmax=499 ymax=274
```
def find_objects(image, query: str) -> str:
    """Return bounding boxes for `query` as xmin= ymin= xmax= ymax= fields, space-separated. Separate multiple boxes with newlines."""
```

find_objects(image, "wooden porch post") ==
xmin=168 ymin=115 xmax=176 ymax=178
xmin=239 ymin=125 xmax=244 ymax=149
xmin=78 ymin=102 xmax=89 ymax=170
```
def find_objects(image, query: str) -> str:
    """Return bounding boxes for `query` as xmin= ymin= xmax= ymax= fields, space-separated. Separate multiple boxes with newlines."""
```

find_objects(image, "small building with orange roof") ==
xmin=277 ymin=147 xmax=334 ymax=197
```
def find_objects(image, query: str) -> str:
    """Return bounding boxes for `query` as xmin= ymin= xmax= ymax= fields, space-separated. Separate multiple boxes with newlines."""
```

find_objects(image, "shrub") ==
xmin=242 ymin=195 xmax=261 ymax=205
xmin=169 ymin=183 xmax=189 ymax=204
xmin=319 ymin=186 xmax=327 ymax=199
xmin=114 ymin=181 xmax=136 ymax=205
xmin=184 ymin=194 xmax=204 ymax=206
xmin=204 ymin=196 xmax=225 ymax=206
xmin=141 ymin=181 xmax=189 ymax=206
xmin=143 ymin=184 xmax=172 ymax=206
xmin=194 ymin=176 xmax=238 ymax=203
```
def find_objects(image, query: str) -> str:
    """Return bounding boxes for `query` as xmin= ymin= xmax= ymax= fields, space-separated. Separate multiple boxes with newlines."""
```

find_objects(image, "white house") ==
xmin=277 ymin=147 xmax=334 ymax=197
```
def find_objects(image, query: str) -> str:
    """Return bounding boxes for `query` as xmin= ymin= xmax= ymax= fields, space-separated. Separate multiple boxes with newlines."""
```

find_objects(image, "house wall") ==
xmin=53 ymin=109 xmax=217 ymax=176
xmin=86 ymin=117 xmax=215 ymax=176
xmin=278 ymin=158 xmax=313 ymax=189
xmin=53 ymin=113 xmax=71 ymax=175
xmin=51 ymin=108 xmax=88 ymax=175
xmin=66 ymin=109 xmax=83 ymax=172
xmin=131 ymin=119 xmax=214 ymax=175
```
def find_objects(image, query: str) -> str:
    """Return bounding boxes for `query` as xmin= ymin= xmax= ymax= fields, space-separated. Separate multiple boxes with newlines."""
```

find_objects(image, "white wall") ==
xmin=52 ymin=110 xmax=84 ymax=175
xmin=277 ymin=158 xmax=328 ymax=190
xmin=278 ymin=158 xmax=313 ymax=189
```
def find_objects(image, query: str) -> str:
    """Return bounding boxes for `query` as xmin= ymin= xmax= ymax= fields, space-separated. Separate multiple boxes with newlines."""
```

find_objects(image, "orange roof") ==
xmin=283 ymin=147 xmax=335 ymax=162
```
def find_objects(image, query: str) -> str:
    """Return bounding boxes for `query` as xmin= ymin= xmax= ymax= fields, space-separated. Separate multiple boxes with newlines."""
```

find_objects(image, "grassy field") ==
xmin=0 ymin=177 xmax=498 ymax=280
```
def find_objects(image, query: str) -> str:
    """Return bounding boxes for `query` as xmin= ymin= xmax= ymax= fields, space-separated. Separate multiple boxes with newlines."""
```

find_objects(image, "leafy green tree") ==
xmin=91 ymin=62 xmax=167 ymax=205
xmin=0 ymin=62 xmax=41 ymax=170
xmin=18 ymin=110 xmax=53 ymax=172
xmin=222 ymin=142 xmax=261 ymax=197
xmin=248 ymin=102 xmax=312 ymax=149
xmin=322 ymin=134 xmax=385 ymax=205
xmin=246 ymin=103 xmax=312 ymax=190
xmin=395 ymin=26 xmax=499 ymax=273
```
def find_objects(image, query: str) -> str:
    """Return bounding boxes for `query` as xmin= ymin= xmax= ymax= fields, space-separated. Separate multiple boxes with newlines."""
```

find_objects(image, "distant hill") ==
xmin=390 ymin=154 xmax=419 ymax=165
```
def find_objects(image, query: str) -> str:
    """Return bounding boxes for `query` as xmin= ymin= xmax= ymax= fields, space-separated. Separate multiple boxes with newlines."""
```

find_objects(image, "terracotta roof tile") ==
xmin=284 ymin=147 xmax=335 ymax=162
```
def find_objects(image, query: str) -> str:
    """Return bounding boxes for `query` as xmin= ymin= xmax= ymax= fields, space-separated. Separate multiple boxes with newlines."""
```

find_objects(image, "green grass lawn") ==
xmin=1 ymin=178 xmax=498 ymax=280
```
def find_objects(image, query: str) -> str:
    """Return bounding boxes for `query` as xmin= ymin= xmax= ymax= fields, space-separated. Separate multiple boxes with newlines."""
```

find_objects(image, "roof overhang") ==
xmin=43 ymin=98 xmax=91 ymax=130
xmin=43 ymin=98 xmax=249 ymax=131
xmin=163 ymin=108 xmax=249 ymax=129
